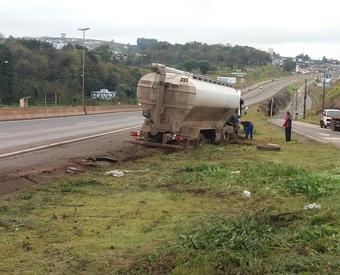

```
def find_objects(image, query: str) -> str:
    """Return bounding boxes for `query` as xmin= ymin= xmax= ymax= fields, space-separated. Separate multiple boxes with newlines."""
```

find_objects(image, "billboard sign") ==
xmin=91 ymin=89 xmax=116 ymax=100
xmin=217 ymin=76 xmax=237 ymax=84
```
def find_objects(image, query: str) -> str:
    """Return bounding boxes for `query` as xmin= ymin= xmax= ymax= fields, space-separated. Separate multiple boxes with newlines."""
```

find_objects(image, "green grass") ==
xmin=0 ymin=107 xmax=339 ymax=274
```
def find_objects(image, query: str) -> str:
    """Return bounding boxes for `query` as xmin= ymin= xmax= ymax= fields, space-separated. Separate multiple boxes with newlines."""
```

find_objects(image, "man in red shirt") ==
xmin=283 ymin=111 xmax=292 ymax=142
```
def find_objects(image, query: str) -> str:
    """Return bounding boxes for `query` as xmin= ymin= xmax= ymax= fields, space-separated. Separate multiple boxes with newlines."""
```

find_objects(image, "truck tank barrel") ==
xmin=137 ymin=63 xmax=242 ymax=136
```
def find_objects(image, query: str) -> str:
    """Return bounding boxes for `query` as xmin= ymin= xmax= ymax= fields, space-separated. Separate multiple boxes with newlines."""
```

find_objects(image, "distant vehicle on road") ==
xmin=330 ymin=111 xmax=340 ymax=131
xmin=320 ymin=109 xmax=340 ymax=128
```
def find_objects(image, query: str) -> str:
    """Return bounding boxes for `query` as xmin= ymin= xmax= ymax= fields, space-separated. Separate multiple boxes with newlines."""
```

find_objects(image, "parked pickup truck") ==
xmin=330 ymin=112 xmax=340 ymax=131
xmin=320 ymin=109 xmax=340 ymax=129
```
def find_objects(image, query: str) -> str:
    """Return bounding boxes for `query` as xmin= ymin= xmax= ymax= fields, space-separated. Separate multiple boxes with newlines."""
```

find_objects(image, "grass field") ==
xmin=0 ymin=109 xmax=339 ymax=274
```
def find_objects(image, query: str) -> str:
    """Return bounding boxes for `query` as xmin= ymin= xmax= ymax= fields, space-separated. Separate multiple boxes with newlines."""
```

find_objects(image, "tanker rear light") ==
xmin=130 ymin=131 xmax=141 ymax=137
xmin=174 ymin=134 xmax=184 ymax=142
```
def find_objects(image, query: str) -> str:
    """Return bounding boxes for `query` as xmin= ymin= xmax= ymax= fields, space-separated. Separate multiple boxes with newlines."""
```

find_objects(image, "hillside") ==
xmin=302 ymin=82 xmax=340 ymax=123
xmin=0 ymin=38 xmax=142 ymax=106
xmin=1 ymin=37 xmax=278 ymax=106
xmin=128 ymin=38 xmax=272 ymax=72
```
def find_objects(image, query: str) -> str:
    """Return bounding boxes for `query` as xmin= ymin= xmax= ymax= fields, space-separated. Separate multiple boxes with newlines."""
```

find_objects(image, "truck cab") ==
xmin=320 ymin=109 xmax=340 ymax=128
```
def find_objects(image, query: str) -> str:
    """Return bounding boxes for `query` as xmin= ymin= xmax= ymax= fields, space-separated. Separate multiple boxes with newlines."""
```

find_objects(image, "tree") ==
xmin=282 ymin=58 xmax=296 ymax=72
xmin=197 ymin=60 xmax=210 ymax=74
xmin=96 ymin=45 xmax=112 ymax=63
xmin=183 ymin=59 xmax=198 ymax=72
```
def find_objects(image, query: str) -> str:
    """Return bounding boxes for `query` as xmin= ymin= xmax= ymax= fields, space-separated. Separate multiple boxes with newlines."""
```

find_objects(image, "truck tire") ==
xmin=320 ymin=121 xmax=324 ymax=128
xmin=257 ymin=143 xmax=281 ymax=151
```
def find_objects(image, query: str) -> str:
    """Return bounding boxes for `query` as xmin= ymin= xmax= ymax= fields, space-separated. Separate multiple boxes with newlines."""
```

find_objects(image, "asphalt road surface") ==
xmin=0 ymin=111 xmax=143 ymax=156
xmin=272 ymin=119 xmax=340 ymax=148
xmin=242 ymin=76 xmax=305 ymax=106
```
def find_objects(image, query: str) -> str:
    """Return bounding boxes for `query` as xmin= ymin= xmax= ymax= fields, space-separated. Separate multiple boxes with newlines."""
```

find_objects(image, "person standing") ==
xmin=240 ymin=121 xmax=254 ymax=139
xmin=283 ymin=111 xmax=292 ymax=142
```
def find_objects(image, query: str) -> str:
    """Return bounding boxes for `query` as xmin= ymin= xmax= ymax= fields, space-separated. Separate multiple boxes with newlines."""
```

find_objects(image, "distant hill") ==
xmin=128 ymin=38 xmax=272 ymax=72
xmin=21 ymin=36 xmax=272 ymax=72
xmin=0 ymin=36 xmax=274 ymax=105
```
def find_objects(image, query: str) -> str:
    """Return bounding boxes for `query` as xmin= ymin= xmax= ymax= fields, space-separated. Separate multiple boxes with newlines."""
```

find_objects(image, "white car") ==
xmin=320 ymin=109 xmax=340 ymax=128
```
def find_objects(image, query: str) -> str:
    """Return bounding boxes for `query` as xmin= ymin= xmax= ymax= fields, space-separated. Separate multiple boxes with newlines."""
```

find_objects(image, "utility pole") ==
xmin=295 ymin=90 xmax=298 ymax=119
xmin=0 ymin=60 xmax=9 ymax=79
xmin=322 ymin=72 xmax=326 ymax=112
xmin=78 ymin=27 xmax=90 ymax=114
xmin=270 ymin=97 xmax=274 ymax=122
xmin=303 ymin=78 xmax=307 ymax=119
xmin=291 ymin=90 xmax=294 ymax=114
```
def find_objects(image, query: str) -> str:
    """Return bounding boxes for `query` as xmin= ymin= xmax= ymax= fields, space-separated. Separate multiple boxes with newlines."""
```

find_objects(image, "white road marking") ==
xmin=320 ymin=133 xmax=330 ymax=136
xmin=0 ymin=125 xmax=142 ymax=159
xmin=323 ymin=137 xmax=340 ymax=141
xmin=78 ymin=121 xmax=96 ymax=125
xmin=0 ymin=133 xmax=7 ymax=135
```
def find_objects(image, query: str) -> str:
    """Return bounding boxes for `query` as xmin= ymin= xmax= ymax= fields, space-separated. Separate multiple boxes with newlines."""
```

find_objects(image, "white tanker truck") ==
xmin=129 ymin=63 xmax=246 ymax=149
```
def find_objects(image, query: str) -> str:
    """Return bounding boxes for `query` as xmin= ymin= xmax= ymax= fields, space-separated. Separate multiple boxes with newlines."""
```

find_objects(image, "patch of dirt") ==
xmin=0 ymin=138 xmax=166 ymax=197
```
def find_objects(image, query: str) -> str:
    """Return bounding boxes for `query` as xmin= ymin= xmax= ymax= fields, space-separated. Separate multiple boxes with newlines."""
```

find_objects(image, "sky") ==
xmin=1 ymin=0 xmax=340 ymax=59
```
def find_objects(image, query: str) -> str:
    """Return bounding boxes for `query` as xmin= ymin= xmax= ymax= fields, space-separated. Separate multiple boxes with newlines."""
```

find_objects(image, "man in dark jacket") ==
xmin=283 ymin=111 xmax=292 ymax=142
xmin=240 ymin=121 xmax=254 ymax=139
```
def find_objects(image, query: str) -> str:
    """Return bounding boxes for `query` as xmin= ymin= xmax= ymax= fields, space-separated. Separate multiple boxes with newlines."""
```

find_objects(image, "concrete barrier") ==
xmin=0 ymin=105 xmax=141 ymax=121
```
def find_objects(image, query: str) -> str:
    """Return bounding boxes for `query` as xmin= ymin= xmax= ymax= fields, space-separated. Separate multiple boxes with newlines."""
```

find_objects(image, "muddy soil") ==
xmin=0 ymin=132 xmax=162 ymax=196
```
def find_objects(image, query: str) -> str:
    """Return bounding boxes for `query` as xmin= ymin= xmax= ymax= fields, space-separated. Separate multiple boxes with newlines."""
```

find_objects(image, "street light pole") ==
xmin=322 ymin=71 xmax=326 ymax=112
xmin=303 ymin=78 xmax=307 ymax=119
xmin=0 ymin=60 xmax=9 ymax=75
xmin=0 ymin=60 xmax=9 ymax=91
xmin=78 ymin=27 xmax=90 ymax=114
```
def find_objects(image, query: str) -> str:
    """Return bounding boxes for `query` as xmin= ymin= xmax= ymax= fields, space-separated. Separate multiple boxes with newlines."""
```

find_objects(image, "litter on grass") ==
xmin=105 ymin=170 xmax=124 ymax=177
xmin=66 ymin=167 xmax=81 ymax=174
xmin=304 ymin=203 xmax=321 ymax=210
xmin=230 ymin=170 xmax=240 ymax=174
xmin=243 ymin=190 xmax=251 ymax=198
xmin=123 ymin=169 xmax=150 ymax=173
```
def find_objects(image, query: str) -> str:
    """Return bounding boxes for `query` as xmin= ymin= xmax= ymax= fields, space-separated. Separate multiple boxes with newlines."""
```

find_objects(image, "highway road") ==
xmin=0 ymin=111 xmax=143 ymax=157
xmin=272 ymin=119 xmax=340 ymax=148
xmin=242 ymin=76 xmax=305 ymax=106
